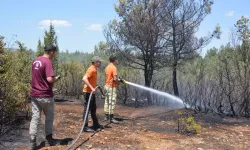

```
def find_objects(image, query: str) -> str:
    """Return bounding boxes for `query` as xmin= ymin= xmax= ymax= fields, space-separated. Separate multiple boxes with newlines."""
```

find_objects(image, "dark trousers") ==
xmin=83 ymin=92 xmax=98 ymax=127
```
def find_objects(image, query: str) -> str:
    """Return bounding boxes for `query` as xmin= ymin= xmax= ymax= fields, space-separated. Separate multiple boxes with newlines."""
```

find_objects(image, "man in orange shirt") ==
xmin=82 ymin=56 xmax=103 ymax=132
xmin=104 ymin=56 xmax=120 ymax=124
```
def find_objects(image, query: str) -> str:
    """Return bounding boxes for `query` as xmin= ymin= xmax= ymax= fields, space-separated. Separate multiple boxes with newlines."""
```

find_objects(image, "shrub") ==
xmin=177 ymin=115 xmax=201 ymax=135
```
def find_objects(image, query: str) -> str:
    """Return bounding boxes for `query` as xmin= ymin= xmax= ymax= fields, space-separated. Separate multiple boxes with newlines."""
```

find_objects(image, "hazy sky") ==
xmin=1 ymin=0 xmax=249 ymax=55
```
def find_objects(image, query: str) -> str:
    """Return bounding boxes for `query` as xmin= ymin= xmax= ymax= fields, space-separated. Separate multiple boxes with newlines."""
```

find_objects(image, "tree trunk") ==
xmin=145 ymin=80 xmax=152 ymax=105
xmin=144 ymin=67 xmax=152 ymax=105
xmin=172 ymin=18 xmax=179 ymax=97
xmin=123 ymin=85 xmax=128 ymax=105
xmin=172 ymin=63 xmax=179 ymax=96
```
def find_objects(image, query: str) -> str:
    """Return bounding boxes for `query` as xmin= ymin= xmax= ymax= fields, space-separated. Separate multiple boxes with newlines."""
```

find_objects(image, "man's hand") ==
xmin=117 ymin=77 xmax=125 ymax=83
xmin=91 ymin=87 xmax=96 ymax=93
xmin=47 ymin=75 xmax=61 ymax=83
xmin=55 ymin=75 xmax=61 ymax=80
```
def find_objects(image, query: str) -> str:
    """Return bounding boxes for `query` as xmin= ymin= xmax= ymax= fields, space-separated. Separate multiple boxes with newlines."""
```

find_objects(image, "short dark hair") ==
xmin=109 ymin=55 xmax=116 ymax=62
xmin=44 ymin=44 xmax=57 ymax=52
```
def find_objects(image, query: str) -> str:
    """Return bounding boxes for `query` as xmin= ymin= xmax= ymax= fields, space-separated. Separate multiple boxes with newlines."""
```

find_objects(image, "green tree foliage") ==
xmin=0 ymin=36 xmax=6 ymax=102
xmin=44 ymin=24 xmax=58 ymax=47
xmin=56 ymin=61 xmax=85 ymax=98
xmin=205 ymin=47 xmax=218 ymax=59
xmin=160 ymin=0 xmax=220 ymax=96
xmin=236 ymin=16 xmax=250 ymax=41
xmin=0 ymin=40 xmax=32 ymax=119
xmin=177 ymin=16 xmax=250 ymax=117
xmin=36 ymin=38 xmax=44 ymax=57
xmin=233 ymin=16 xmax=250 ymax=116
xmin=45 ymin=23 xmax=59 ymax=74
xmin=106 ymin=0 xmax=164 ymax=90
xmin=93 ymin=41 xmax=111 ymax=67
xmin=37 ymin=23 xmax=59 ymax=74
xmin=0 ymin=36 xmax=6 ymax=74
xmin=105 ymin=0 xmax=220 ymax=97
xmin=54 ymin=51 xmax=96 ymax=98
xmin=94 ymin=41 xmax=112 ymax=56
xmin=0 ymin=36 xmax=4 ymax=53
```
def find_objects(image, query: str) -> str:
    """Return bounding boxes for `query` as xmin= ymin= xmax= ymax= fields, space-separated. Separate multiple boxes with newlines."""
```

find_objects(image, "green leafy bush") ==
xmin=0 ymin=40 xmax=32 ymax=118
xmin=177 ymin=115 xmax=201 ymax=135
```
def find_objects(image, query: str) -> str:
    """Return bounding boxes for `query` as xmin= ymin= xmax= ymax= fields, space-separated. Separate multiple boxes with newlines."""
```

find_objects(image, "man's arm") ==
xmin=113 ymin=67 xmax=119 ymax=83
xmin=82 ymin=75 xmax=95 ymax=92
xmin=113 ymin=75 xmax=118 ymax=83
xmin=45 ymin=61 xmax=60 ymax=83
xmin=47 ymin=76 xmax=60 ymax=84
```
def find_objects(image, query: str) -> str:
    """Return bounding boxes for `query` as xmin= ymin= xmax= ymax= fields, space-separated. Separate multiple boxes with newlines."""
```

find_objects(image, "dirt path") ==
xmin=2 ymin=103 xmax=250 ymax=150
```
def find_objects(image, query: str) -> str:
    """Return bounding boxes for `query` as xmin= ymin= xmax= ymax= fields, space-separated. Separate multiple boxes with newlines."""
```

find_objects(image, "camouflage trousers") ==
xmin=104 ymin=86 xmax=117 ymax=114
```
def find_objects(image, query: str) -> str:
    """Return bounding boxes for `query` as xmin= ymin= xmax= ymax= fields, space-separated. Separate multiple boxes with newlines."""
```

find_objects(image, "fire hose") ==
xmin=66 ymin=78 xmax=126 ymax=150
xmin=66 ymin=86 xmax=105 ymax=150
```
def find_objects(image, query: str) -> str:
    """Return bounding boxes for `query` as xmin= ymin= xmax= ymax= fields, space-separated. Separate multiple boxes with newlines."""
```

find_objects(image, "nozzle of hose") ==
xmin=97 ymin=87 xmax=105 ymax=96
xmin=118 ymin=77 xmax=126 ymax=84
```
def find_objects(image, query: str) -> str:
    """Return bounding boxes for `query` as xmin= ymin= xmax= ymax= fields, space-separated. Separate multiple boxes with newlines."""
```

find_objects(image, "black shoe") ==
xmin=92 ymin=123 xmax=104 ymax=131
xmin=110 ymin=114 xmax=119 ymax=124
xmin=83 ymin=127 xmax=95 ymax=132
xmin=104 ymin=114 xmax=109 ymax=121
xmin=45 ymin=134 xmax=61 ymax=146
xmin=29 ymin=137 xmax=36 ymax=150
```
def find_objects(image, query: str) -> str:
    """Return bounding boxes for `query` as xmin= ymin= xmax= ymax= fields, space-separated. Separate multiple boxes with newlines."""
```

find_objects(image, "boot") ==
xmin=83 ymin=123 xmax=95 ymax=132
xmin=92 ymin=123 xmax=104 ymax=131
xmin=29 ymin=137 xmax=36 ymax=150
xmin=104 ymin=114 xmax=109 ymax=122
xmin=83 ymin=127 xmax=95 ymax=132
xmin=110 ymin=114 xmax=119 ymax=124
xmin=45 ymin=134 xmax=60 ymax=146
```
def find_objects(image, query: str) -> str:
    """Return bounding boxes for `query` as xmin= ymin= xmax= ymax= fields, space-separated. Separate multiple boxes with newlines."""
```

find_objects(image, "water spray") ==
xmin=66 ymin=78 xmax=187 ymax=149
xmin=118 ymin=77 xmax=186 ymax=107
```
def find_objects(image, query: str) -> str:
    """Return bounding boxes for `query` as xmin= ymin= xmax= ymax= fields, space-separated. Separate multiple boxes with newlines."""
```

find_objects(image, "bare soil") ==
xmin=1 ymin=99 xmax=250 ymax=150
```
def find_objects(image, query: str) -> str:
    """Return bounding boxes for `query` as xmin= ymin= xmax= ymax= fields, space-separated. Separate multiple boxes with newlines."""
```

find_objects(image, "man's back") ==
xmin=30 ymin=56 xmax=54 ymax=98
xmin=105 ymin=63 xmax=117 ymax=87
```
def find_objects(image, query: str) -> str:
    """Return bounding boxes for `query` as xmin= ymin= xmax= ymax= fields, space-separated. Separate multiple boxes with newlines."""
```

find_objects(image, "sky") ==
xmin=1 ymin=0 xmax=249 ymax=55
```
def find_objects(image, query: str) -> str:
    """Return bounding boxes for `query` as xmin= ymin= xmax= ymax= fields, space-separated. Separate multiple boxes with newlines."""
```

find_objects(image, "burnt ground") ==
xmin=1 ymin=98 xmax=250 ymax=150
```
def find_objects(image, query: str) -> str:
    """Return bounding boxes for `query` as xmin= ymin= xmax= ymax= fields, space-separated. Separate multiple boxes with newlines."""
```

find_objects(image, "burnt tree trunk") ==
xmin=123 ymin=85 xmax=128 ymax=105
xmin=144 ymin=63 xmax=153 ymax=105
xmin=172 ymin=62 xmax=179 ymax=96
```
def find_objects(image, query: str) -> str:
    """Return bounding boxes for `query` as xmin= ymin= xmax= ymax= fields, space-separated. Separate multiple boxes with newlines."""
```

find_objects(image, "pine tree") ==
xmin=43 ymin=22 xmax=59 ymax=74
xmin=0 ymin=36 xmax=5 ymax=54
xmin=0 ymin=36 xmax=6 ymax=75
xmin=36 ymin=38 xmax=44 ymax=57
